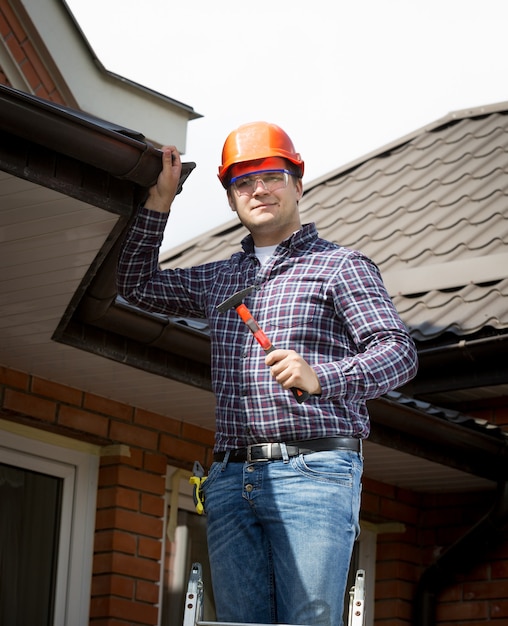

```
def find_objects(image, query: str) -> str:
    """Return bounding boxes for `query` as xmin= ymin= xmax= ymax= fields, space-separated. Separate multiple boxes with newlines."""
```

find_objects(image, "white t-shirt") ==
xmin=254 ymin=245 xmax=278 ymax=265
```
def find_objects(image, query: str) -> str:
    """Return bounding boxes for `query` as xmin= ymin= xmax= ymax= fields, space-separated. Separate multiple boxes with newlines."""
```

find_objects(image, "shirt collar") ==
xmin=241 ymin=223 xmax=318 ymax=256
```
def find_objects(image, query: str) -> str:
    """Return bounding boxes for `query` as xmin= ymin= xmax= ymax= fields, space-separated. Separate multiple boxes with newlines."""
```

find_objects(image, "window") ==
xmin=0 ymin=422 xmax=99 ymax=626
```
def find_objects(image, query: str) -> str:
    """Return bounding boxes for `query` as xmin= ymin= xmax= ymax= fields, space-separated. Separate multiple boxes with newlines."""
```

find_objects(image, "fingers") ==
xmin=162 ymin=145 xmax=182 ymax=169
xmin=145 ymin=146 xmax=182 ymax=213
xmin=265 ymin=350 xmax=321 ymax=395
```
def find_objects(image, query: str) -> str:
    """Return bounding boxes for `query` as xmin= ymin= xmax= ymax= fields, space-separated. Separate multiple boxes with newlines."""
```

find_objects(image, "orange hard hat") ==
xmin=218 ymin=121 xmax=304 ymax=188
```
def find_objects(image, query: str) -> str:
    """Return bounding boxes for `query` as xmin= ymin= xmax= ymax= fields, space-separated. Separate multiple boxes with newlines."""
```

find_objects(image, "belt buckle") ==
xmin=246 ymin=443 xmax=271 ymax=462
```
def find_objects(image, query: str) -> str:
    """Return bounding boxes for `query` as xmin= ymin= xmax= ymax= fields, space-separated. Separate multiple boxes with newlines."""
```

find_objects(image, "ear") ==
xmin=295 ymin=178 xmax=303 ymax=201
xmin=227 ymin=190 xmax=237 ymax=212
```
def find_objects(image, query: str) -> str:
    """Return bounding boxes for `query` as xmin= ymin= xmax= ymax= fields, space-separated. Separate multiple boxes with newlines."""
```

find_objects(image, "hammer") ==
xmin=217 ymin=286 xmax=310 ymax=404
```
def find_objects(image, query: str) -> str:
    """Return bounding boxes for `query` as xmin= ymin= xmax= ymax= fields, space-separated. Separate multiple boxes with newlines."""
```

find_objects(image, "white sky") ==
xmin=67 ymin=0 xmax=508 ymax=251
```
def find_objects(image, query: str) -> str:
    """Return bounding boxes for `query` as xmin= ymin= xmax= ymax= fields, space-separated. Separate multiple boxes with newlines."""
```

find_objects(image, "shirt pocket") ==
xmin=262 ymin=277 xmax=325 ymax=329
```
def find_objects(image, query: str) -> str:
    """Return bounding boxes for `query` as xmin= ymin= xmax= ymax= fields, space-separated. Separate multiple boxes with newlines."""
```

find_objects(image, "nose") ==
xmin=252 ymin=178 xmax=269 ymax=194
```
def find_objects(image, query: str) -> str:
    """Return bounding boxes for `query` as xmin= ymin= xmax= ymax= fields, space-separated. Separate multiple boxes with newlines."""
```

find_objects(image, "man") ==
xmin=117 ymin=122 xmax=418 ymax=625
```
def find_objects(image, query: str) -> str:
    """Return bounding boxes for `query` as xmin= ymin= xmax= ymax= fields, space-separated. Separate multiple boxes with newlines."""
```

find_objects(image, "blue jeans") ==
xmin=202 ymin=448 xmax=363 ymax=625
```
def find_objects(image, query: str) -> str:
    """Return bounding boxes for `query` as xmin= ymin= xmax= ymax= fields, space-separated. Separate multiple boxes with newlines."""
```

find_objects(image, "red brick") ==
xmin=94 ymin=530 xmax=136 ymax=555
xmin=92 ymin=596 xmax=158 ymax=625
xmin=112 ymin=554 xmax=160 ymax=582
xmin=97 ymin=486 xmax=139 ymax=511
xmin=95 ymin=508 xmax=163 ymax=539
xmin=360 ymin=490 xmax=380 ymax=516
xmin=379 ymin=496 xmax=418 ymax=525
xmin=46 ymin=89 xmax=65 ymax=105
xmin=23 ymin=58 xmax=44 ymax=91
xmin=140 ymin=492 xmax=164 ymax=518
xmin=437 ymin=600 xmax=489 ymax=621
xmin=375 ymin=559 xmax=416 ymax=583
xmin=96 ymin=552 xmax=161 ymax=582
xmin=3 ymin=388 xmax=56 ymax=421
xmin=5 ymin=33 xmax=24 ymax=63
xmin=58 ymin=404 xmax=109 ymax=437
xmin=492 ymin=560 xmax=508 ymax=578
xmin=134 ymin=408 xmax=181 ymax=435
xmin=143 ymin=452 xmax=168 ymax=475
xmin=109 ymin=421 xmax=158 ymax=450
xmin=160 ymin=434 xmax=206 ymax=465
xmin=375 ymin=597 xmax=412 ymax=620
xmin=98 ymin=465 xmax=165 ymax=495
xmin=87 ymin=619 xmax=132 ymax=626
xmin=375 ymin=579 xmax=414 ymax=603
xmin=0 ymin=367 xmax=29 ymax=389
xmin=491 ymin=599 xmax=508 ymax=618
xmin=135 ymin=580 xmax=159 ymax=604
xmin=85 ymin=393 xmax=133 ymax=421
xmin=20 ymin=39 xmax=55 ymax=92
xmin=100 ymin=448 xmax=144 ymax=469
xmin=138 ymin=537 xmax=162 ymax=561
xmin=363 ymin=477 xmax=396 ymax=499
xmin=129 ymin=466 xmax=165 ymax=495
xmin=181 ymin=421 xmax=215 ymax=446
xmin=1 ymin=1 xmax=27 ymax=42
xmin=92 ymin=574 xmax=134 ymax=599
xmin=463 ymin=580 xmax=508 ymax=600
xmin=0 ymin=12 xmax=10 ymax=38
xmin=31 ymin=376 xmax=82 ymax=405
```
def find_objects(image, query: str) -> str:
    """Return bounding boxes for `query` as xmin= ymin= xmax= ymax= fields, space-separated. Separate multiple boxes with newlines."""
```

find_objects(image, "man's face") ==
xmin=227 ymin=157 xmax=303 ymax=246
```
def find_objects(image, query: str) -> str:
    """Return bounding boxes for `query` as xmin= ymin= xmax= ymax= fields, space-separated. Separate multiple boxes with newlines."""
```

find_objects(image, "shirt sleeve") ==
xmin=116 ymin=206 xmax=206 ymax=318
xmin=313 ymin=251 xmax=418 ymax=401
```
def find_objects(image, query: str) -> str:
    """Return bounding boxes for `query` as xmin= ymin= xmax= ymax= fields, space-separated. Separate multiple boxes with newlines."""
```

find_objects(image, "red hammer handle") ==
xmin=235 ymin=304 xmax=310 ymax=404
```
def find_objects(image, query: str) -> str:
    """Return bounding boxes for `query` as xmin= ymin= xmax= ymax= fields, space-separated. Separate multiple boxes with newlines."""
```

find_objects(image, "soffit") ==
xmin=0 ymin=171 xmax=216 ymax=428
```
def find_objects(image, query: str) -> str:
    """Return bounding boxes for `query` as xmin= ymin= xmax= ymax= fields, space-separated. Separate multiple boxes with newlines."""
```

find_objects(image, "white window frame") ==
xmin=0 ymin=421 xmax=99 ymax=626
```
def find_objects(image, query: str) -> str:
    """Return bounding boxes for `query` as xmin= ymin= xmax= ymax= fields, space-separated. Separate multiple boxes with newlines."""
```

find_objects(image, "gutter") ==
xmin=368 ymin=392 xmax=508 ymax=482
xmin=0 ymin=84 xmax=195 ymax=189
xmin=414 ymin=480 xmax=508 ymax=625
xmin=408 ymin=334 xmax=508 ymax=396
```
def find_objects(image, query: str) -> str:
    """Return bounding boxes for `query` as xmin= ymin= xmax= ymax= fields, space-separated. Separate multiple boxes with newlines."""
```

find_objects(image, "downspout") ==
xmin=414 ymin=480 xmax=508 ymax=625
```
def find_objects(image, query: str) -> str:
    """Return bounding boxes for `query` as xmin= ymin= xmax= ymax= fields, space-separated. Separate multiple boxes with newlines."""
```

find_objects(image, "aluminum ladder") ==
xmin=183 ymin=562 xmax=365 ymax=626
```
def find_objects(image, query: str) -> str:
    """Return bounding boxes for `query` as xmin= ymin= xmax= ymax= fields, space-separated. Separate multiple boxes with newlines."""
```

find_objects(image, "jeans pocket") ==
xmin=198 ymin=461 xmax=223 ymax=511
xmin=291 ymin=449 xmax=356 ymax=486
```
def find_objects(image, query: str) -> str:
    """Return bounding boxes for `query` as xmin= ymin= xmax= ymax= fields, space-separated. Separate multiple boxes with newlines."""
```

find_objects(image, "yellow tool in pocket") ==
xmin=190 ymin=461 xmax=207 ymax=515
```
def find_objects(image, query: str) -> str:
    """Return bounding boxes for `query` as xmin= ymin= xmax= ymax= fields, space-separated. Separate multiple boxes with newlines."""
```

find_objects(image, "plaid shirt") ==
xmin=118 ymin=207 xmax=418 ymax=452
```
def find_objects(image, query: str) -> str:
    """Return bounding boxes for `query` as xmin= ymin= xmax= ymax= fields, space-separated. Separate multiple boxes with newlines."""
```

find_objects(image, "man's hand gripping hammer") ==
xmin=217 ymin=286 xmax=310 ymax=404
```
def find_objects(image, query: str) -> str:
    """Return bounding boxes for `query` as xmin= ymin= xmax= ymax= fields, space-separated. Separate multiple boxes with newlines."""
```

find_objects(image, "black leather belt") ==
xmin=213 ymin=436 xmax=360 ymax=463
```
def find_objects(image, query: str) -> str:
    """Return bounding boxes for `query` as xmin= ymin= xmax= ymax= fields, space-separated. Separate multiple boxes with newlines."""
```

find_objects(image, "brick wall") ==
xmin=0 ymin=365 xmax=215 ymax=626
xmin=0 ymin=0 xmax=64 ymax=101
xmin=419 ymin=489 xmax=508 ymax=625
xmin=363 ymin=477 xmax=421 ymax=624
xmin=1 ymin=365 xmax=507 ymax=625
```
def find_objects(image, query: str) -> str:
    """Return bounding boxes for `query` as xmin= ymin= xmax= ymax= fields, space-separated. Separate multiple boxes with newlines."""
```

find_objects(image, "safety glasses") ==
xmin=229 ymin=169 xmax=294 ymax=196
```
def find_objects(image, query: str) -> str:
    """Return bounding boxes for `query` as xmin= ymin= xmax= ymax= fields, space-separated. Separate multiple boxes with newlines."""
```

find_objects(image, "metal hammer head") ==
xmin=216 ymin=286 xmax=255 ymax=313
